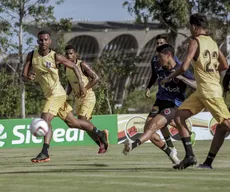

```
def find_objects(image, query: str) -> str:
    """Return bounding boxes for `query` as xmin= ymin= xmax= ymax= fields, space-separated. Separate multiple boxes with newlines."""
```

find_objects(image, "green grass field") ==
xmin=1 ymin=140 xmax=230 ymax=192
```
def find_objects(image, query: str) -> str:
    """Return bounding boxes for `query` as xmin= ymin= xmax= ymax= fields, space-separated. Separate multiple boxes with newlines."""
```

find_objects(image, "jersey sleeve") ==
xmin=174 ymin=56 xmax=181 ymax=65
xmin=146 ymin=56 xmax=158 ymax=88
xmin=182 ymin=70 xmax=195 ymax=80
xmin=174 ymin=55 xmax=194 ymax=80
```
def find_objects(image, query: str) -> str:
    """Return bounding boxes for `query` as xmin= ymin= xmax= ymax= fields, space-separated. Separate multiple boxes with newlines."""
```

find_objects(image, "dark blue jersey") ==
xmin=147 ymin=55 xmax=194 ymax=107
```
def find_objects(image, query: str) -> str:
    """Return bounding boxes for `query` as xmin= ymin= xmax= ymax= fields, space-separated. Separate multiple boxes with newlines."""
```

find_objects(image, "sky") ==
xmin=53 ymin=0 xmax=135 ymax=21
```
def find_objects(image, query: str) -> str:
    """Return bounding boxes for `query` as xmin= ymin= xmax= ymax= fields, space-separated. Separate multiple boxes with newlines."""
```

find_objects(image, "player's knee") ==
xmin=151 ymin=133 xmax=161 ymax=142
xmin=65 ymin=117 xmax=80 ymax=128
xmin=221 ymin=119 xmax=230 ymax=131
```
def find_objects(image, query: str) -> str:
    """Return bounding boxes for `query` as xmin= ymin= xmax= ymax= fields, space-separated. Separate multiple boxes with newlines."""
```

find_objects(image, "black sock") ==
xmin=160 ymin=144 xmax=171 ymax=156
xmin=132 ymin=139 xmax=141 ymax=150
xmin=164 ymin=136 xmax=174 ymax=148
xmin=92 ymin=127 xmax=103 ymax=137
xmin=181 ymin=137 xmax=194 ymax=157
xmin=41 ymin=143 xmax=49 ymax=156
xmin=203 ymin=152 xmax=216 ymax=166
xmin=87 ymin=131 xmax=100 ymax=146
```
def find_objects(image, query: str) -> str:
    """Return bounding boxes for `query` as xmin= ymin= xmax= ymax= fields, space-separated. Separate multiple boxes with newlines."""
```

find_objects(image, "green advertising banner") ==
xmin=0 ymin=115 xmax=117 ymax=148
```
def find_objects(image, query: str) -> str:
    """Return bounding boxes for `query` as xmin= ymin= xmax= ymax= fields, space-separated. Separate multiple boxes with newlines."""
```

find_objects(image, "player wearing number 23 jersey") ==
xmin=179 ymin=34 xmax=230 ymax=123
xmin=161 ymin=13 xmax=230 ymax=170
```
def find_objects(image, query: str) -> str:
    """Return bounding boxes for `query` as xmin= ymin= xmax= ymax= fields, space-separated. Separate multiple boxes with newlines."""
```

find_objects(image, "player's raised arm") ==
xmin=218 ymin=50 xmax=228 ymax=71
xmin=80 ymin=62 xmax=99 ymax=90
xmin=55 ymin=53 xmax=86 ymax=96
xmin=161 ymin=39 xmax=198 ymax=85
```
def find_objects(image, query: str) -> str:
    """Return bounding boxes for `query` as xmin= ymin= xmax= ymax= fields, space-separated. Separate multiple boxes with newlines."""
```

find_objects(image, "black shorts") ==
xmin=148 ymin=99 xmax=177 ymax=124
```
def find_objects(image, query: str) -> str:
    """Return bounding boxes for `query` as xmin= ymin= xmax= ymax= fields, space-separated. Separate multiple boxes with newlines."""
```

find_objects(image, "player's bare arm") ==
xmin=81 ymin=62 xmax=99 ymax=90
xmin=55 ymin=54 xmax=86 ymax=96
xmin=145 ymin=69 xmax=157 ymax=98
xmin=161 ymin=39 xmax=198 ymax=85
xmin=218 ymin=50 xmax=228 ymax=71
xmin=23 ymin=51 xmax=35 ymax=80
xmin=176 ymin=75 xmax=197 ymax=89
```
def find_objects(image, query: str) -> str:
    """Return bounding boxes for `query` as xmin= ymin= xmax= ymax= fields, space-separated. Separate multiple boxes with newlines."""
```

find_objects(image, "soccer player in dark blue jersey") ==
xmin=145 ymin=35 xmax=196 ymax=163
xmin=122 ymin=44 xmax=196 ymax=164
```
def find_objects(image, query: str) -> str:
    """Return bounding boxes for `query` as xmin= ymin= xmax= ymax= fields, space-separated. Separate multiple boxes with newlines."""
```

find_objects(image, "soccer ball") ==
xmin=30 ymin=118 xmax=49 ymax=137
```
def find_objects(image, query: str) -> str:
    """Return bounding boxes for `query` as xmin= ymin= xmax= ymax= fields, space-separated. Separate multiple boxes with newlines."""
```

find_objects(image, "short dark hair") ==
xmin=156 ymin=44 xmax=174 ymax=56
xmin=156 ymin=34 xmax=168 ymax=41
xmin=190 ymin=13 xmax=209 ymax=29
xmin=65 ymin=45 xmax=80 ymax=59
xmin=37 ymin=30 xmax=51 ymax=37
xmin=65 ymin=44 xmax=76 ymax=51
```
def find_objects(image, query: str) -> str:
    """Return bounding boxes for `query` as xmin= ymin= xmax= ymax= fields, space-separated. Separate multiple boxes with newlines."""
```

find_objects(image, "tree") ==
xmin=0 ymin=0 xmax=72 ymax=118
xmin=0 ymin=67 xmax=21 ymax=118
xmin=123 ymin=0 xmax=190 ymax=45
xmin=93 ymin=52 xmax=140 ymax=114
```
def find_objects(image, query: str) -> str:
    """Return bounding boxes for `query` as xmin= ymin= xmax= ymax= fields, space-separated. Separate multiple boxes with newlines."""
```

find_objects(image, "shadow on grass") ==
xmin=0 ymin=167 xmax=173 ymax=175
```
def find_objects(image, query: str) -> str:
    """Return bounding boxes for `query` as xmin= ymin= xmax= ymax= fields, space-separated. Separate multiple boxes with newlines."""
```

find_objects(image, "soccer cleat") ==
xmin=169 ymin=147 xmax=180 ymax=164
xmin=122 ymin=139 xmax=133 ymax=156
xmin=197 ymin=163 xmax=213 ymax=169
xmin=190 ymin=131 xmax=196 ymax=147
xmin=173 ymin=156 xmax=197 ymax=170
xmin=97 ymin=129 xmax=109 ymax=154
xmin=31 ymin=152 xmax=50 ymax=163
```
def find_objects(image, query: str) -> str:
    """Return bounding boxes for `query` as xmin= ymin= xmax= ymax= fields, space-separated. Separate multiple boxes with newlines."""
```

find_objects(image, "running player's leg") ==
xmin=122 ymin=113 xmax=167 ymax=155
xmin=59 ymin=101 xmax=109 ymax=153
xmin=169 ymin=119 xmax=196 ymax=147
xmin=146 ymin=107 xmax=180 ymax=164
xmin=146 ymin=105 xmax=175 ymax=149
xmin=150 ymin=130 xmax=180 ymax=164
xmin=79 ymin=115 xmax=100 ymax=146
xmin=31 ymin=96 xmax=65 ymax=163
xmin=143 ymin=116 xmax=169 ymax=150
xmin=160 ymin=126 xmax=175 ymax=148
xmin=173 ymin=93 xmax=204 ymax=169
xmin=199 ymin=97 xmax=230 ymax=169
xmin=123 ymin=105 xmax=178 ymax=154
xmin=76 ymin=94 xmax=100 ymax=147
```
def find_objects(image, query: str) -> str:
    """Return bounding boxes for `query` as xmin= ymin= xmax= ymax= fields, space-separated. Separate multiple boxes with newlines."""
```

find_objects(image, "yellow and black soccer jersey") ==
xmin=65 ymin=59 xmax=94 ymax=96
xmin=192 ymin=35 xmax=222 ymax=98
xmin=32 ymin=49 xmax=66 ymax=98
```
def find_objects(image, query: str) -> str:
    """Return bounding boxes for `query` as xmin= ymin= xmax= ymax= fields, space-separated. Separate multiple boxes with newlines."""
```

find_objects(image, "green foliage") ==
xmin=123 ymin=0 xmax=190 ymax=43
xmin=0 ymin=68 xmax=21 ymax=119
xmin=93 ymin=52 xmax=140 ymax=114
xmin=47 ymin=18 xmax=73 ymax=54
xmin=0 ymin=0 xmax=72 ymax=118
xmin=24 ymin=80 xmax=44 ymax=117
xmin=117 ymin=86 xmax=157 ymax=114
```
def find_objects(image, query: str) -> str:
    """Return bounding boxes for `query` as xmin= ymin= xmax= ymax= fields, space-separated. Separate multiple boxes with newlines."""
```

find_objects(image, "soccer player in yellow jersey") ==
xmin=161 ymin=13 xmax=230 ymax=169
xmin=64 ymin=45 xmax=105 ymax=153
xmin=23 ymin=30 xmax=109 ymax=163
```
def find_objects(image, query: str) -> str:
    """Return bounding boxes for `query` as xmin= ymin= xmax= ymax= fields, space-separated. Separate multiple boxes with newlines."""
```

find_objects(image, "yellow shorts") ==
xmin=75 ymin=92 xmax=96 ymax=120
xmin=43 ymin=95 xmax=73 ymax=120
xmin=179 ymin=92 xmax=230 ymax=123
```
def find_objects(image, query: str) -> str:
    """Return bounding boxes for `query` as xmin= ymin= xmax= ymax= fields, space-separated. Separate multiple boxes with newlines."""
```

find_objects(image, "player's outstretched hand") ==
xmin=145 ymin=88 xmax=150 ymax=98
